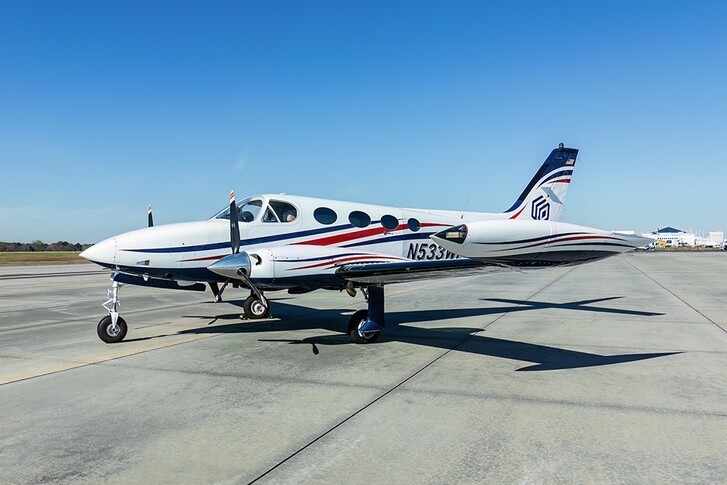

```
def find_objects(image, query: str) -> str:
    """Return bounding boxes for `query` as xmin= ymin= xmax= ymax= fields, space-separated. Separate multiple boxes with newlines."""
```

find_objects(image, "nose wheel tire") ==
xmin=244 ymin=295 xmax=270 ymax=319
xmin=348 ymin=309 xmax=381 ymax=344
xmin=97 ymin=315 xmax=128 ymax=343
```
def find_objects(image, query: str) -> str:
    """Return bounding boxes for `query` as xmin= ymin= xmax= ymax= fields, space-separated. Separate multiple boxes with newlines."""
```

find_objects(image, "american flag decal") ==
xmin=566 ymin=158 xmax=575 ymax=166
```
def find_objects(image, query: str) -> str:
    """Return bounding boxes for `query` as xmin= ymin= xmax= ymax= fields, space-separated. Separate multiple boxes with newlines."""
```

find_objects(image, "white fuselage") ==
xmin=80 ymin=193 xmax=649 ymax=289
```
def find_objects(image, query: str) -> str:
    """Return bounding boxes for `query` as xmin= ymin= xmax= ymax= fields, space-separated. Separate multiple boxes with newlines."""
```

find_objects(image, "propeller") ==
xmin=229 ymin=190 xmax=240 ymax=254
xmin=214 ymin=191 xmax=266 ymax=310
xmin=208 ymin=191 xmax=240 ymax=303
xmin=147 ymin=204 xmax=154 ymax=227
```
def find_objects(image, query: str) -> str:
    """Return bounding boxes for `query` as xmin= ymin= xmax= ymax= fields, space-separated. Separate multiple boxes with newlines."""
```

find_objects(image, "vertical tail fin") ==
xmin=502 ymin=144 xmax=578 ymax=221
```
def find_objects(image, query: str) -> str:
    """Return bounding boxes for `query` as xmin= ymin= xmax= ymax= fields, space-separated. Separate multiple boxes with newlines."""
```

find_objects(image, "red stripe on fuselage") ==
xmin=292 ymin=222 xmax=448 ymax=246
xmin=289 ymin=254 xmax=406 ymax=270
xmin=509 ymin=207 xmax=526 ymax=219
xmin=178 ymin=222 xmax=451 ymax=263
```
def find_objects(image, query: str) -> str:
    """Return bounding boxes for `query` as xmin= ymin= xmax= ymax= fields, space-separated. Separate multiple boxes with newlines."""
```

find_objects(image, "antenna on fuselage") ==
xmin=147 ymin=205 xmax=154 ymax=227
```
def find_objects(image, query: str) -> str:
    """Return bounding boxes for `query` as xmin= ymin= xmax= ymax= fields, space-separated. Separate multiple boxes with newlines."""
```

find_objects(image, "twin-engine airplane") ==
xmin=81 ymin=144 xmax=649 ymax=344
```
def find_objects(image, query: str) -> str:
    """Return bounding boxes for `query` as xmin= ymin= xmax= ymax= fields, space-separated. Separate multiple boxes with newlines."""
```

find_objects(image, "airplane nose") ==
xmin=80 ymin=238 xmax=117 ymax=266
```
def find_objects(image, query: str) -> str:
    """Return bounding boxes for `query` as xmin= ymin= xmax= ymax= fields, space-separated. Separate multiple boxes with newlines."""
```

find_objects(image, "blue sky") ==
xmin=1 ymin=1 xmax=726 ymax=242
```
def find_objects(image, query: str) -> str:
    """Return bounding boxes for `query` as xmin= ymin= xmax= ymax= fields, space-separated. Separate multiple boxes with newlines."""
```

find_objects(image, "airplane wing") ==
xmin=112 ymin=272 xmax=207 ymax=291
xmin=335 ymin=258 xmax=507 ymax=285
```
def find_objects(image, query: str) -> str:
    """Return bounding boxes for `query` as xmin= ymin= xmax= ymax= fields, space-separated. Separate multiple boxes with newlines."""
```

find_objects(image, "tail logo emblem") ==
xmin=531 ymin=196 xmax=550 ymax=220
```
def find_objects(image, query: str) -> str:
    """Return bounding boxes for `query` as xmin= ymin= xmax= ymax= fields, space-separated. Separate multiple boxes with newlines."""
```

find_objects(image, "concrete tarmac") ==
xmin=0 ymin=253 xmax=725 ymax=484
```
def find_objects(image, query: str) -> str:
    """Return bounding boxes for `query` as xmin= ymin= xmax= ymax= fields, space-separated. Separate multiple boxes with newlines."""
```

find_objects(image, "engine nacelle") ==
xmin=207 ymin=245 xmax=395 ymax=282
xmin=207 ymin=252 xmax=256 ymax=280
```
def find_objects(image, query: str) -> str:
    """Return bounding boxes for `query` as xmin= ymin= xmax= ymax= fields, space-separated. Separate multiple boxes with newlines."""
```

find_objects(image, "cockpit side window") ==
xmin=262 ymin=207 xmax=279 ymax=223
xmin=213 ymin=198 xmax=263 ymax=222
xmin=266 ymin=200 xmax=298 ymax=223
xmin=239 ymin=200 xmax=263 ymax=222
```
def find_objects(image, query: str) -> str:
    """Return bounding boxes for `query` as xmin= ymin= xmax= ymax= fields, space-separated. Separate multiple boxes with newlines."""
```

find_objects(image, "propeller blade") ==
xmin=229 ymin=190 xmax=240 ymax=254
xmin=147 ymin=205 xmax=154 ymax=227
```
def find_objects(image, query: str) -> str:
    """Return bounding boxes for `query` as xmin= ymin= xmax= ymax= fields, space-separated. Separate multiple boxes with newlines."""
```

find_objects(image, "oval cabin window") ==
xmin=314 ymin=207 xmax=338 ymax=225
xmin=349 ymin=211 xmax=371 ymax=228
xmin=381 ymin=214 xmax=399 ymax=230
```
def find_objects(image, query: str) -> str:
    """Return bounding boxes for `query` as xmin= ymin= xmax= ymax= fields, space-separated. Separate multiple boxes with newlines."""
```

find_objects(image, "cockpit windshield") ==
xmin=212 ymin=198 xmax=263 ymax=222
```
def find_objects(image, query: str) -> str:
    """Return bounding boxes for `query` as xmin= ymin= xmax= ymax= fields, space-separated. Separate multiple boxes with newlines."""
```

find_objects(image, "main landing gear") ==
xmin=237 ymin=271 xmax=270 ymax=320
xmin=347 ymin=285 xmax=385 ymax=344
xmin=242 ymin=293 xmax=270 ymax=319
xmin=210 ymin=278 xmax=269 ymax=319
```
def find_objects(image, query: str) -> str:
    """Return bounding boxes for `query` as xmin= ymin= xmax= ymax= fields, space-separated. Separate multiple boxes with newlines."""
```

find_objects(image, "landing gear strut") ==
xmin=98 ymin=280 xmax=127 ymax=343
xmin=347 ymin=285 xmax=384 ymax=344
xmin=210 ymin=281 xmax=230 ymax=303
xmin=237 ymin=270 xmax=270 ymax=319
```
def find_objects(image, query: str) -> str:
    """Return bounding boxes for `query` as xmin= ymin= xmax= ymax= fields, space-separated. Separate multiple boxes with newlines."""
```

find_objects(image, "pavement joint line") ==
xmin=247 ymin=267 xmax=577 ymax=484
xmin=622 ymin=257 xmax=727 ymax=334
xmin=0 ymin=270 xmax=107 ymax=280
xmin=474 ymin=267 xmax=577 ymax=336
xmin=0 ymin=334 xmax=221 ymax=387
xmin=0 ymin=300 xmax=212 ymax=334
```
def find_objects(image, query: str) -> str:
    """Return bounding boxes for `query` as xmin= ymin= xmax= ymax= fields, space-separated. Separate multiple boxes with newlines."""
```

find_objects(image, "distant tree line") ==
xmin=0 ymin=241 xmax=93 ymax=252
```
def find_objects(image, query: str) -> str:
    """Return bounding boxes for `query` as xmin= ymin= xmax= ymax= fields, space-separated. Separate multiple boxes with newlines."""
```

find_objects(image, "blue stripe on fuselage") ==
xmin=122 ymin=222 xmax=360 ymax=253
xmin=120 ymin=224 xmax=433 ymax=255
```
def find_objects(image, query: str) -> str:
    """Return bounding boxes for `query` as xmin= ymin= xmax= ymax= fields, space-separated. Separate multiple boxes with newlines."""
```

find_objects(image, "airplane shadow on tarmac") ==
xmin=166 ymin=296 xmax=679 ymax=371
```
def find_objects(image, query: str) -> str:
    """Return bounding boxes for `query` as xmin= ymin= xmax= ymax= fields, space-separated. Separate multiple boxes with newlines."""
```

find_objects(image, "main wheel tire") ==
xmin=244 ymin=295 xmax=270 ymax=319
xmin=97 ymin=315 xmax=128 ymax=343
xmin=347 ymin=309 xmax=380 ymax=344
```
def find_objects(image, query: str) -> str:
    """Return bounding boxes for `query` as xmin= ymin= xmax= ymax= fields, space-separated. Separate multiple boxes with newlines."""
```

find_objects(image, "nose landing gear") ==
xmin=98 ymin=314 xmax=127 ymax=343
xmin=98 ymin=280 xmax=127 ymax=343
